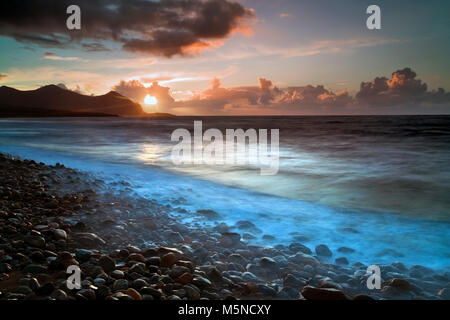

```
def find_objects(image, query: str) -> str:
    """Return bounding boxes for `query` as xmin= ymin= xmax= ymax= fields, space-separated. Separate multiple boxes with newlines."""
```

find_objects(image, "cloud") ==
xmin=44 ymin=52 xmax=80 ymax=61
xmin=258 ymin=78 xmax=281 ymax=104
xmin=111 ymin=80 xmax=148 ymax=103
xmin=0 ymin=73 xmax=7 ymax=80
xmin=216 ymin=37 xmax=402 ymax=60
xmin=279 ymin=85 xmax=352 ymax=107
xmin=148 ymin=81 xmax=175 ymax=107
xmin=111 ymin=79 xmax=175 ymax=108
xmin=356 ymin=68 xmax=450 ymax=106
xmin=82 ymin=43 xmax=111 ymax=52
xmin=56 ymin=83 xmax=84 ymax=94
xmin=56 ymin=83 xmax=69 ymax=90
xmin=111 ymin=68 xmax=450 ymax=115
xmin=280 ymin=13 xmax=293 ymax=19
xmin=0 ymin=0 xmax=254 ymax=58
xmin=171 ymin=76 xmax=353 ymax=113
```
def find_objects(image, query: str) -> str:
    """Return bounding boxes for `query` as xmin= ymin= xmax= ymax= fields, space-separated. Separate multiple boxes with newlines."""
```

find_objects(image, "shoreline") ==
xmin=0 ymin=153 xmax=449 ymax=300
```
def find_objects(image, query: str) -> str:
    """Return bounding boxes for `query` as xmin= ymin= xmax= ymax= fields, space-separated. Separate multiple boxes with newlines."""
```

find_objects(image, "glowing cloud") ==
xmin=144 ymin=94 xmax=158 ymax=106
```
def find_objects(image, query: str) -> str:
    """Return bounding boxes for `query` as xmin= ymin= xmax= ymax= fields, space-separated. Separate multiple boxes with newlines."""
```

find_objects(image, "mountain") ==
xmin=0 ymin=85 xmax=145 ymax=117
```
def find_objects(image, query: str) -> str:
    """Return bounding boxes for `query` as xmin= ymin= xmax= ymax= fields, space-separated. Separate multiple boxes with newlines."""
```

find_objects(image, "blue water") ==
xmin=0 ymin=116 xmax=449 ymax=270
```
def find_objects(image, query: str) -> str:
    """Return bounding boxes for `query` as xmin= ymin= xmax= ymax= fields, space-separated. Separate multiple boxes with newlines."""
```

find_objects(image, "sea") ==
xmin=0 ymin=115 xmax=449 ymax=270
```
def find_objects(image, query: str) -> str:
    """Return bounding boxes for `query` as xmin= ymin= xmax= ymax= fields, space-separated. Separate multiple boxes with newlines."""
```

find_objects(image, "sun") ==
xmin=144 ymin=94 xmax=158 ymax=105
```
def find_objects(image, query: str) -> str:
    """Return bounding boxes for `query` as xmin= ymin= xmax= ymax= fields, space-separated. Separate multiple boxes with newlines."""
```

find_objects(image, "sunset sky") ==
xmin=0 ymin=0 xmax=449 ymax=115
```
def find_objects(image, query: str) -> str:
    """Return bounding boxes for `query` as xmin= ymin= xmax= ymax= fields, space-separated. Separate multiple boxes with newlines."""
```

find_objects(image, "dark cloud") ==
xmin=0 ymin=0 xmax=254 ymax=57
xmin=56 ymin=83 xmax=70 ymax=90
xmin=82 ymin=43 xmax=111 ymax=52
xmin=55 ymin=83 xmax=84 ymax=94
xmin=112 ymin=80 xmax=148 ymax=103
xmin=356 ymin=68 xmax=450 ymax=106
xmin=0 ymin=73 xmax=7 ymax=80
xmin=258 ymin=78 xmax=280 ymax=104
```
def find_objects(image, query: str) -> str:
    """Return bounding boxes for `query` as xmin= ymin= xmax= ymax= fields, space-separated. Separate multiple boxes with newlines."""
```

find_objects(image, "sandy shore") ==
xmin=0 ymin=153 xmax=448 ymax=300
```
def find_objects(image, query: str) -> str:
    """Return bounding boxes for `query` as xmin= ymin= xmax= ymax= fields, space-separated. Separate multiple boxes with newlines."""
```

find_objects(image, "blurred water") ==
xmin=1 ymin=116 xmax=450 ymax=220
xmin=0 ymin=116 xmax=449 ymax=269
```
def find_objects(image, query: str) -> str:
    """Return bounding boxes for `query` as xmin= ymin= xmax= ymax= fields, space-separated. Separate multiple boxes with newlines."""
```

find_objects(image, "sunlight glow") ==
xmin=144 ymin=94 xmax=158 ymax=105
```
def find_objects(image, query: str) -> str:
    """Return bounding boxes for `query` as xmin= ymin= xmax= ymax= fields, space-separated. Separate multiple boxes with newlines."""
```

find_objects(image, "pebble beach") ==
xmin=0 ymin=153 xmax=449 ymax=301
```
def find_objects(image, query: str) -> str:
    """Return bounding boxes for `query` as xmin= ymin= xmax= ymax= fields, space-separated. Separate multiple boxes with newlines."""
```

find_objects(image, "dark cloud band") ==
xmin=0 ymin=0 xmax=253 ymax=57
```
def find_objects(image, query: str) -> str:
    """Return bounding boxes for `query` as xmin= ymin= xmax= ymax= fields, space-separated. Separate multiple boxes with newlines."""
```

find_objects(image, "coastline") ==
xmin=0 ymin=153 xmax=449 ymax=300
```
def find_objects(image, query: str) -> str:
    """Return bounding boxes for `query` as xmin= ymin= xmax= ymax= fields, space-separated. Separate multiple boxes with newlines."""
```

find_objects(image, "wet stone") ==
xmin=23 ymin=264 xmax=48 ymax=275
xmin=160 ymin=253 xmax=177 ymax=267
xmin=113 ymin=279 xmax=128 ymax=291
xmin=98 ymin=255 xmax=115 ymax=273
xmin=315 ymin=244 xmax=332 ymax=257
xmin=335 ymin=257 xmax=349 ymax=265
xmin=337 ymin=247 xmax=355 ymax=254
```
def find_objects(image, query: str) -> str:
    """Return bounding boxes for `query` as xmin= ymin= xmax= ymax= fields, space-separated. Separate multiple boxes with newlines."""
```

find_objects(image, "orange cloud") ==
xmin=112 ymin=68 xmax=450 ymax=115
xmin=280 ymin=13 xmax=293 ymax=19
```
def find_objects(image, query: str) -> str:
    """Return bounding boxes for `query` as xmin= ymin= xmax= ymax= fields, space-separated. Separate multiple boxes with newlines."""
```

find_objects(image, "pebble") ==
xmin=220 ymin=232 xmax=241 ymax=247
xmin=284 ymin=274 xmax=307 ymax=288
xmin=160 ymin=253 xmax=177 ymax=267
xmin=113 ymin=279 xmax=129 ymax=291
xmin=206 ymin=267 xmax=222 ymax=282
xmin=98 ymin=255 xmax=115 ymax=273
xmin=78 ymin=288 xmax=96 ymax=300
xmin=259 ymin=257 xmax=277 ymax=269
xmin=184 ymin=285 xmax=201 ymax=300
xmin=277 ymin=287 xmax=299 ymax=299
xmin=176 ymin=272 xmax=194 ymax=284
xmin=23 ymin=264 xmax=48 ymax=275
xmin=16 ymin=286 xmax=33 ymax=296
xmin=54 ymin=229 xmax=67 ymax=240
xmin=0 ymin=263 xmax=12 ymax=273
xmin=124 ymin=288 xmax=142 ymax=300
xmin=127 ymin=253 xmax=146 ymax=263
xmin=146 ymin=256 xmax=161 ymax=266
xmin=51 ymin=289 xmax=68 ymax=300
xmin=315 ymin=244 xmax=333 ymax=257
xmin=75 ymin=249 xmax=92 ymax=262
xmin=289 ymin=243 xmax=312 ymax=255
xmin=289 ymin=253 xmax=319 ymax=267
xmin=388 ymin=278 xmax=411 ymax=291
xmin=140 ymin=287 xmax=163 ymax=299
xmin=337 ymin=247 xmax=355 ymax=253
xmin=335 ymin=257 xmax=349 ymax=265
xmin=301 ymin=286 xmax=348 ymax=300
xmin=192 ymin=276 xmax=212 ymax=288
xmin=24 ymin=235 xmax=46 ymax=248
xmin=111 ymin=270 xmax=125 ymax=279
xmin=257 ymin=284 xmax=277 ymax=296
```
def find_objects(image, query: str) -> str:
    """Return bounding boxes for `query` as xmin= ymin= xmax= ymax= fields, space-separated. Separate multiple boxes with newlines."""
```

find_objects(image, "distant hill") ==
xmin=0 ymin=85 xmax=146 ymax=117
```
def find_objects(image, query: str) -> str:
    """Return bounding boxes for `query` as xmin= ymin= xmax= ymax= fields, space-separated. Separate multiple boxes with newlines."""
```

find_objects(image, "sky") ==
xmin=0 ymin=0 xmax=449 ymax=115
